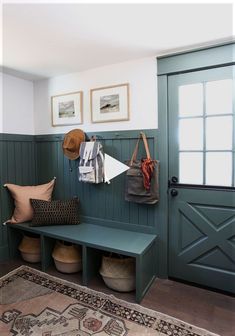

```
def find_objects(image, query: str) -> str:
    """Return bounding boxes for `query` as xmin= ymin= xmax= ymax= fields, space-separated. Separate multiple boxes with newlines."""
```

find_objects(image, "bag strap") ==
xmin=130 ymin=132 xmax=151 ymax=165
xmin=141 ymin=132 xmax=151 ymax=159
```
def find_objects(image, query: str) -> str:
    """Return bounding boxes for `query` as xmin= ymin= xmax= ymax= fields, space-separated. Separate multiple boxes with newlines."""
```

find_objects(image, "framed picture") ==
xmin=90 ymin=83 xmax=129 ymax=123
xmin=51 ymin=91 xmax=83 ymax=126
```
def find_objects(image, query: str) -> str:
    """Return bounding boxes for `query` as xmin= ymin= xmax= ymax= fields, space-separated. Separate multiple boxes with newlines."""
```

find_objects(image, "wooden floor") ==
xmin=0 ymin=260 xmax=234 ymax=336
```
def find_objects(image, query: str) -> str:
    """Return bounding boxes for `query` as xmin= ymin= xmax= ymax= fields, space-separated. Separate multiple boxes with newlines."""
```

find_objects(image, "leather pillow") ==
xmin=4 ymin=179 xmax=55 ymax=224
xmin=30 ymin=198 xmax=80 ymax=227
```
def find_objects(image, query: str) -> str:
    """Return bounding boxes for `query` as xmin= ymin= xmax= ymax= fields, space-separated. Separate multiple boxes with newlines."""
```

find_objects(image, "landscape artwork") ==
xmin=100 ymin=94 xmax=120 ymax=113
xmin=51 ymin=91 xmax=83 ymax=126
xmin=91 ymin=83 xmax=129 ymax=123
xmin=58 ymin=100 xmax=75 ymax=118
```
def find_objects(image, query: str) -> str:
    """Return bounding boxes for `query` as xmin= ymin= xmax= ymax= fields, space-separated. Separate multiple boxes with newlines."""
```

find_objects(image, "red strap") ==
xmin=141 ymin=158 xmax=155 ymax=190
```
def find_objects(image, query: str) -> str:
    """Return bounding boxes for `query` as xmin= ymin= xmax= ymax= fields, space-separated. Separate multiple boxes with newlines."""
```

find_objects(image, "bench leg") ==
xmin=41 ymin=235 xmax=55 ymax=272
xmin=136 ymin=242 xmax=156 ymax=303
xmin=82 ymin=246 xmax=102 ymax=286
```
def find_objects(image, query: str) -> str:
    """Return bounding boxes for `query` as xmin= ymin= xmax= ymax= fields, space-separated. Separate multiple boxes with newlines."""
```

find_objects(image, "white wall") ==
xmin=2 ymin=73 xmax=34 ymax=134
xmin=34 ymin=57 xmax=158 ymax=135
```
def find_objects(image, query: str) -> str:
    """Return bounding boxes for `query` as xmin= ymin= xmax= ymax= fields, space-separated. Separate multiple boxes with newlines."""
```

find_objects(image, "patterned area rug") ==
xmin=0 ymin=266 xmax=219 ymax=336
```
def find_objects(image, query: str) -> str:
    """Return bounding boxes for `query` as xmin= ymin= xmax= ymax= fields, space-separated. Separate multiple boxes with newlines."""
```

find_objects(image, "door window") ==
xmin=178 ymin=79 xmax=234 ymax=187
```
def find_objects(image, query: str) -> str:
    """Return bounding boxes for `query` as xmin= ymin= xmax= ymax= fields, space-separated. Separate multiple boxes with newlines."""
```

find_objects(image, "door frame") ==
xmin=156 ymin=42 xmax=235 ymax=278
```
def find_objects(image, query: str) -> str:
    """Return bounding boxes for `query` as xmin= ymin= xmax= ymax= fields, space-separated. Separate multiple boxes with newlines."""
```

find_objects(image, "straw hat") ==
xmin=62 ymin=129 xmax=85 ymax=160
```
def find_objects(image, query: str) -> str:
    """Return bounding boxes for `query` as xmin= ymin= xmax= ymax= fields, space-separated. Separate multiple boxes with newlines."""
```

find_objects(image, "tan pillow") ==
xmin=4 ymin=179 xmax=55 ymax=224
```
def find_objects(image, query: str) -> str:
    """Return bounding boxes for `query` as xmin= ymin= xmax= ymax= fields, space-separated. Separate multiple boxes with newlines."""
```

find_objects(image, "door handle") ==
xmin=171 ymin=189 xmax=178 ymax=197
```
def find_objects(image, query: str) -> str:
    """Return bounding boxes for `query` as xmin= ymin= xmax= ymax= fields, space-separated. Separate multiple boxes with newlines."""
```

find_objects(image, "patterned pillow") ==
xmin=30 ymin=198 xmax=80 ymax=227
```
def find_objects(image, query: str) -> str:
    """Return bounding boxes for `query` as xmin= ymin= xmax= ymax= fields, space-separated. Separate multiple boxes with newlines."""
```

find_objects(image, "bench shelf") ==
xmin=7 ymin=222 xmax=157 ymax=303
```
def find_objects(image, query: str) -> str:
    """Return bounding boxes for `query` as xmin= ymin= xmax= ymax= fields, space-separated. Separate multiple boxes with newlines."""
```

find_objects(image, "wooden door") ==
xmin=168 ymin=66 xmax=235 ymax=293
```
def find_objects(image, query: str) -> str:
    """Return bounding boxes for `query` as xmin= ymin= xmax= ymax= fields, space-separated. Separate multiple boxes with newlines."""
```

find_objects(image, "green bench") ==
xmin=7 ymin=222 xmax=157 ymax=303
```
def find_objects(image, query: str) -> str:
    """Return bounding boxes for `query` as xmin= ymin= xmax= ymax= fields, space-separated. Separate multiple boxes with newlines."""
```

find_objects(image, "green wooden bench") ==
xmin=7 ymin=222 xmax=157 ymax=303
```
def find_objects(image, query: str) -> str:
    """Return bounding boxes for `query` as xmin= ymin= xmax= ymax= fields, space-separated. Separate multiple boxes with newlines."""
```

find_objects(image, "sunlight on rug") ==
xmin=0 ymin=266 xmax=219 ymax=336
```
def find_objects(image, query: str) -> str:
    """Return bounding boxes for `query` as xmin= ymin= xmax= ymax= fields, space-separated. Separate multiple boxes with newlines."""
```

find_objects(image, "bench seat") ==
xmin=7 ymin=222 xmax=157 ymax=303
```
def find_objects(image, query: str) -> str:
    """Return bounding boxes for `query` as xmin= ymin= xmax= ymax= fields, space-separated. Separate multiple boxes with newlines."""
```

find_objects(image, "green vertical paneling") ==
xmin=0 ymin=134 xmax=36 ymax=261
xmin=0 ymin=131 xmax=161 ymax=269
xmin=35 ymin=130 xmax=159 ymax=234
xmin=0 ymin=140 xmax=3 ymax=251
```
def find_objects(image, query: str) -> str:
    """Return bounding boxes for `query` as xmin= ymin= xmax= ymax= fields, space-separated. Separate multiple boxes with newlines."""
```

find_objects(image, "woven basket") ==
xmin=18 ymin=235 xmax=41 ymax=263
xmin=99 ymin=255 xmax=135 ymax=292
xmin=52 ymin=241 xmax=82 ymax=274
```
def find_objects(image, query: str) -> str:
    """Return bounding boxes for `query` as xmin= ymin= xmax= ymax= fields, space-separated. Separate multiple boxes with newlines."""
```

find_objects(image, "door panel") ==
xmin=168 ymin=66 xmax=235 ymax=293
xmin=169 ymin=188 xmax=235 ymax=293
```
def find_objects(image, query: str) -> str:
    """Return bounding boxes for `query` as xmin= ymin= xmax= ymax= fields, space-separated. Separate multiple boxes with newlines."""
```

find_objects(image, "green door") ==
xmin=168 ymin=66 xmax=235 ymax=293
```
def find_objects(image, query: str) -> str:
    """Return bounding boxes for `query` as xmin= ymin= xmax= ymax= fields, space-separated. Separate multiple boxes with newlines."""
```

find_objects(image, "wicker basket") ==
xmin=99 ymin=255 xmax=135 ymax=292
xmin=18 ymin=235 xmax=41 ymax=263
xmin=52 ymin=241 xmax=82 ymax=274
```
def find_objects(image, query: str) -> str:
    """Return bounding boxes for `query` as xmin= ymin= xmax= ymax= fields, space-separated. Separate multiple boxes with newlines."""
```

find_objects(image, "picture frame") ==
xmin=51 ymin=91 xmax=83 ymax=126
xmin=90 ymin=83 xmax=129 ymax=123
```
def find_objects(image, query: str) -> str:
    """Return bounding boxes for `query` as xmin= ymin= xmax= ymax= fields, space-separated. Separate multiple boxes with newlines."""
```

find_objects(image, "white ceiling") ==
xmin=2 ymin=3 xmax=233 ymax=80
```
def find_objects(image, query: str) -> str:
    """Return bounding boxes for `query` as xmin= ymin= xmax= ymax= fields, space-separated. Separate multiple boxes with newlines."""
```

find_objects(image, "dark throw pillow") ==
xmin=30 ymin=198 xmax=80 ymax=227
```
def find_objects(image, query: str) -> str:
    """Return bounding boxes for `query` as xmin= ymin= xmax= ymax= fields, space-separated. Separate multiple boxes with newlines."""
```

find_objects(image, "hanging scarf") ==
xmin=141 ymin=158 xmax=155 ymax=190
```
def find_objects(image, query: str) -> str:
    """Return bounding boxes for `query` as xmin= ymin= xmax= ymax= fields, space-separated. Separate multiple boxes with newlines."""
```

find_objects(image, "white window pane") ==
xmin=179 ymin=118 xmax=203 ymax=150
xmin=179 ymin=83 xmax=203 ymax=117
xmin=179 ymin=153 xmax=203 ymax=184
xmin=206 ymin=152 xmax=232 ymax=186
xmin=206 ymin=116 xmax=233 ymax=150
xmin=206 ymin=79 xmax=233 ymax=115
